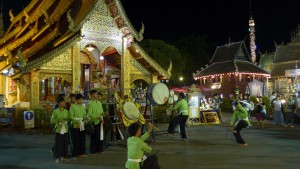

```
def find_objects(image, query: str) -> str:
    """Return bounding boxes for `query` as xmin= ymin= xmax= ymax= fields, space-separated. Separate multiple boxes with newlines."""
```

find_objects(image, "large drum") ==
xmin=147 ymin=83 xmax=169 ymax=105
xmin=122 ymin=102 xmax=145 ymax=127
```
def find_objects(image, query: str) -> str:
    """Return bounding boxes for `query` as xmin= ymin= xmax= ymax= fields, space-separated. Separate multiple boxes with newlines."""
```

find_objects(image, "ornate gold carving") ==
xmin=67 ymin=10 xmax=75 ymax=31
xmin=152 ymin=74 xmax=159 ymax=83
xmin=82 ymin=0 xmax=120 ymax=38
xmin=9 ymin=10 xmax=15 ymax=22
xmin=30 ymin=71 xmax=40 ymax=108
xmin=130 ymin=57 xmax=150 ymax=75
xmin=167 ymin=60 xmax=172 ymax=77
xmin=72 ymin=42 xmax=81 ymax=93
xmin=121 ymin=38 xmax=131 ymax=96
xmin=17 ymin=48 xmax=27 ymax=69
xmin=40 ymin=48 xmax=72 ymax=70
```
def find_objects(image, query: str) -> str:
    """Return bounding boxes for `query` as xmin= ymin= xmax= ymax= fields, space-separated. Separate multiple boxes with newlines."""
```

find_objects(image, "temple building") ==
xmin=193 ymin=41 xmax=270 ymax=98
xmin=0 ymin=0 xmax=169 ymax=108
xmin=264 ymin=26 xmax=300 ymax=97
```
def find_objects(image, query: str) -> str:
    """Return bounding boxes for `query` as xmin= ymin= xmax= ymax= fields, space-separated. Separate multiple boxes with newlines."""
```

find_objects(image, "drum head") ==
xmin=169 ymin=90 xmax=175 ymax=97
xmin=123 ymin=102 xmax=140 ymax=120
xmin=168 ymin=97 xmax=174 ymax=104
xmin=151 ymin=83 xmax=169 ymax=105
xmin=173 ymin=95 xmax=178 ymax=102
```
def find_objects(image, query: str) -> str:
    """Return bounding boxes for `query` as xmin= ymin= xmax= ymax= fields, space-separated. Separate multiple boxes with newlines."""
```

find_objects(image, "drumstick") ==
xmin=146 ymin=122 xmax=160 ymax=131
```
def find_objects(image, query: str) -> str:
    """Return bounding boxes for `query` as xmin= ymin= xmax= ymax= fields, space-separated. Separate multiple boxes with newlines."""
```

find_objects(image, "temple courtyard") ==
xmin=0 ymin=113 xmax=299 ymax=169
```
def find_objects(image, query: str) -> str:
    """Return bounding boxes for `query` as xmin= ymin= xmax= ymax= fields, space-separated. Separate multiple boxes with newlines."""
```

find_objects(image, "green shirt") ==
xmin=173 ymin=99 xmax=189 ymax=115
xmin=69 ymin=104 xmax=86 ymax=128
xmin=87 ymin=100 xmax=104 ymax=125
xmin=230 ymin=104 xmax=251 ymax=126
xmin=125 ymin=132 xmax=152 ymax=169
xmin=50 ymin=108 xmax=69 ymax=133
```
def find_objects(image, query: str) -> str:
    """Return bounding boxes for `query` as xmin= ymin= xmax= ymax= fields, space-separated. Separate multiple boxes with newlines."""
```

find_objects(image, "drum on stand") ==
xmin=123 ymin=102 xmax=145 ymax=127
xmin=147 ymin=83 xmax=169 ymax=105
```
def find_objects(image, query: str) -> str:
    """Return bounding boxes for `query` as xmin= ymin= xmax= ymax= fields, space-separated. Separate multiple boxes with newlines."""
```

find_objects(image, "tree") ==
xmin=139 ymin=39 xmax=186 ymax=85
xmin=173 ymin=34 xmax=215 ymax=85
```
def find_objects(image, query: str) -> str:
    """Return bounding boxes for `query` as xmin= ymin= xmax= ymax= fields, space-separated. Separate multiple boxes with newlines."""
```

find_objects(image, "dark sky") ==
xmin=2 ymin=0 xmax=300 ymax=52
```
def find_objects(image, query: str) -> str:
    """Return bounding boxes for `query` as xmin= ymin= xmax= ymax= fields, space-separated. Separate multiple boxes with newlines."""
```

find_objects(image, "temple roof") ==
xmin=210 ymin=41 xmax=250 ymax=63
xmin=271 ymin=62 xmax=298 ymax=77
xmin=129 ymin=43 xmax=170 ymax=78
xmin=0 ymin=0 xmax=146 ymax=75
xmin=273 ymin=41 xmax=300 ymax=63
xmin=194 ymin=41 xmax=269 ymax=78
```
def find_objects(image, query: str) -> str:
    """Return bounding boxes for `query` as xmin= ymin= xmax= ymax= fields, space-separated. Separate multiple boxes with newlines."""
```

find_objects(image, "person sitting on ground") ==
xmin=125 ymin=122 xmax=159 ymax=169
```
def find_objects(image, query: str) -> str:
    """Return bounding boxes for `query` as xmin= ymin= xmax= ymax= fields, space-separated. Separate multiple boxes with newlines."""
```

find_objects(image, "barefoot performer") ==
xmin=230 ymin=101 xmax=251 ymax=146
xmin=126 ymin=122 xmax=159 ymax=169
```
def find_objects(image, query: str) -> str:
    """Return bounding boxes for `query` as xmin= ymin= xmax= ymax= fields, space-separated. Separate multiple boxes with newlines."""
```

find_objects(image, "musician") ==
xmin=87 ymin=90 xmax=105 ymax=154
xmin=125 ymin=122 xmax=159 ymax=169
xmin=168 ymin=92 xmax=189 ymax=141
xmin=69 ymin=94 xmax=87 ymax=159
xmin=50 ymin=98 xmax=69 ymax=163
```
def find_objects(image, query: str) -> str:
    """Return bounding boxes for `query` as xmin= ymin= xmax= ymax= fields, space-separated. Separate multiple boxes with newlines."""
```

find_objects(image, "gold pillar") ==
xmin=72 ymin=43 xmax=81 ymax=93
xmin=0 ymin=62 xmax=5 ymax=94
xmin=30 ymin=71 xmax=40 ymax=108
xmin=152 ymin=74 xmax=159 ymax=83
xmin=121 ymin=37 xmax=131 ymax=96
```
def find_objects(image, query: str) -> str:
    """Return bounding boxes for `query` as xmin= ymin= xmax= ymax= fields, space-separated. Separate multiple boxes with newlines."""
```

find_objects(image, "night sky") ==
xmin=2 ymin=0 xmax=300 ymax=52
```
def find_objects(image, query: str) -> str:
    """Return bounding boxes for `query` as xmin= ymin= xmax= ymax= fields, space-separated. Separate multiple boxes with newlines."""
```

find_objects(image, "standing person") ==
xmin=285 ymin=95 xmax=296 ymax=128
xmin=230 ymin=101 xmax=250 ymax=146
xmin=272 ymin=95 xmax=284 ymax=126
xmin=125 ymin=123 xmax=159 ymax=169
xmin=270 ymin=92 xmax=276 ymax=118
xmin=297 ymin=92 xmax=300 ymax=113
xmin=69 ymin=94 xmax=76 ymax=105
xmin=69 ymin=94 xmax=87 ymax=159
xmin=213 ymin=94 xmax=222 ymax=123
xmin=55 ymin=94 xmax=71 ymax=111
xmin=243 ymin=95 xmax=254 ymax=117
xmin=88 ymin=90 xmax=105 ymax=154
xmin=256 ymin=99 xmax=267 ymax=129
xmin=168 ymin=92 xmax=189 ymax=141
xmin=50 ymin=98 xmax=69 ymax=163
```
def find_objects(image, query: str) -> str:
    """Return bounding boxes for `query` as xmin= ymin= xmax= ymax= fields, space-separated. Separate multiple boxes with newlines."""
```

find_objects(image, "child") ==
xmin=50 ymin=98 xmax=69 ymax=163
xmin=125 ymin=123 xmax=159 ymax=169
xmin=69 ymin=94 xmax=87 ymax=159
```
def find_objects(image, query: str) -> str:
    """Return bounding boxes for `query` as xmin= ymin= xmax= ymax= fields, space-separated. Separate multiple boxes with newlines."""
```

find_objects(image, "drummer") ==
xmin=168 ymin=92 xmax=189 ymax=141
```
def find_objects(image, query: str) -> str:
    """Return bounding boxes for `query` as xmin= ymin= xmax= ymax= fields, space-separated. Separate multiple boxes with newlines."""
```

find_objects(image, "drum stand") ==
xmin=142 ymin=95 xmax=167 ymax=143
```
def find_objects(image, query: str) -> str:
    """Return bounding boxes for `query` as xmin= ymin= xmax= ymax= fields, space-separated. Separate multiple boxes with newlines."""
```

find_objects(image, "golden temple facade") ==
xmin=0 ymin=0 xmax=169 ymax=108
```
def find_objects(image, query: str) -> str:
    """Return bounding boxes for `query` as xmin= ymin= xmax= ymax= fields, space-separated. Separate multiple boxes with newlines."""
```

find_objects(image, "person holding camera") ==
xmin=230 ymin=100 xmax=251 ymax=146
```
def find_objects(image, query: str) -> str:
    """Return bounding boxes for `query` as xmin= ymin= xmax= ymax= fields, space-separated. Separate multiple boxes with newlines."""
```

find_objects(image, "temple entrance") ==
xmin=40 ymin=77 xmax=71 ymax=102
xmin=80 ymin=45 xmax=121 ymax=99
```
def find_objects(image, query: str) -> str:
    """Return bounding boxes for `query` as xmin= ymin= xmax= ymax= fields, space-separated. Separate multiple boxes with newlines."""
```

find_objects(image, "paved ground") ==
xmin=0 ymin=113 xmax=300 ymax=169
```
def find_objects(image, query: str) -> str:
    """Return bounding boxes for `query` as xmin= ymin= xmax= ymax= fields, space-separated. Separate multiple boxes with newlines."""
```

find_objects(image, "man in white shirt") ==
xmin=270 ymin=92 xmax=276 ymax=104
xmin=272 ymin=95 xmax=284 ymax=125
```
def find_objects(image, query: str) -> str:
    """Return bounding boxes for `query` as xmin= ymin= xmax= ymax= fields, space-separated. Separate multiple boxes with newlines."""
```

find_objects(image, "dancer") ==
xmin=168 ymin=92 xmax=189 ymax=141
xmin=69 ymin=94 xmax=87 ymax=159
xmin=50 ymin=98 xmax=69 ymax=163
xmin=88 ymin=90 xmax=105 ymax=154
xmin=230 ymin=101 xmax=250 ymax=146
xmin=125 ymin=122 xmax=159 ymax=169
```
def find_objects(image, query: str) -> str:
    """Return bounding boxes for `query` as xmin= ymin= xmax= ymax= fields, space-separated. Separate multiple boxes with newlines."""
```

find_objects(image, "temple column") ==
xmin=121 ymin=37 xmax=131 ymax=96
xmin=72 ymin=43 xmax=81 ymax=93
xmin=30 ymin=71 xmax=40 ymax=108
xmin=152 ymin=74 xmax=159 ymax=83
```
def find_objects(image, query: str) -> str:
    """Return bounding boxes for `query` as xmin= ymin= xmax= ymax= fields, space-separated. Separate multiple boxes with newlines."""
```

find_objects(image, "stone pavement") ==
xmin=0 ymin=113 xmax=300 ymax=169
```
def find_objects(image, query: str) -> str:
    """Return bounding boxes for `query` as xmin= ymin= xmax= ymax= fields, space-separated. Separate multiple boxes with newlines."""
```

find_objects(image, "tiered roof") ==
xmin=194 ymin=41 xmax=269 ymax=78
xmin=0 ymin=0 xmax=150 ymax=78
